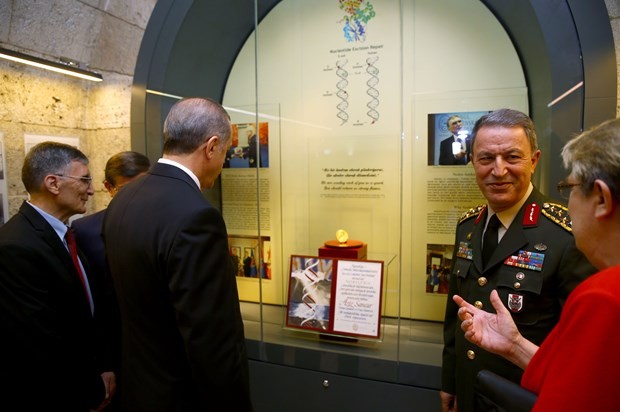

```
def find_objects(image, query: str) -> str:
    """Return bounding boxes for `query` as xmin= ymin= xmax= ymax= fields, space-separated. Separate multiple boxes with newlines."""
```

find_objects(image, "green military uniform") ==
xmin=441 ymin=188 xmax=596 ymax=412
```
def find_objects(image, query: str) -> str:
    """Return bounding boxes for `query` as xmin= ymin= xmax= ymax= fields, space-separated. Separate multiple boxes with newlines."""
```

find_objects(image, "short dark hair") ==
xmin=470 ymin=108 xmax=538 ymax=154
xmin=22 ymin=141 xmax=88 ymax=193
xmin=105 ymin=151 xmax=151 ymax=186
xmin=163 ymin=97 xmax=232 ymax=155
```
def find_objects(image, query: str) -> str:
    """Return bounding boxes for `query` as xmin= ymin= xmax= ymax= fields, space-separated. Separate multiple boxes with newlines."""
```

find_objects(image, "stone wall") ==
xmin=0 ymin=0 xmax=156 ymax=216
xmin=0 ymin=0 xmax=618 ymax=219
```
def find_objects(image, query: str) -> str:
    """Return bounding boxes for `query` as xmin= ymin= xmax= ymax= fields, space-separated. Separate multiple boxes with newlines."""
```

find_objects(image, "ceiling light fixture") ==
xmin=0 ymin=47 xmax=103 ymax=82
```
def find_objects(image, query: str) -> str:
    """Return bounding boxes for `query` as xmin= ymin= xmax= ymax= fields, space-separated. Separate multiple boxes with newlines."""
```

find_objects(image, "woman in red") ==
xmin=453 ymin=117 xmax=620 ymax=411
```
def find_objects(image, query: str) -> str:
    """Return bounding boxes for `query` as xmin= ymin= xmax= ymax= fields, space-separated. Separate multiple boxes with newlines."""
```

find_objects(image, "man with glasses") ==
xmin=0 ymin=141 xmax=115 ymax=410
xmin=439 ymin=115 xmax=470 ymax=165
xmin=440 ymin=109 xmax=595 ymax=412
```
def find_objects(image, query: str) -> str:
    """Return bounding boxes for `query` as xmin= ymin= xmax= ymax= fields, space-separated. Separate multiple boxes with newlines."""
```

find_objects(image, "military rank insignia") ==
xmin=457 ymin=241 xmax=473 ymax=260
xmin=508 ymin=293 xmax=524 ymax=313
xmin=504 ymin=250 xmax=544 ymax=271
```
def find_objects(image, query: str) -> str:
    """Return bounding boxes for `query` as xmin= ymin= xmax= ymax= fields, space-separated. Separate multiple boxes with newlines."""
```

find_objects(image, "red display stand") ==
xmin=318 ymin=239 xmax=367 ymax=260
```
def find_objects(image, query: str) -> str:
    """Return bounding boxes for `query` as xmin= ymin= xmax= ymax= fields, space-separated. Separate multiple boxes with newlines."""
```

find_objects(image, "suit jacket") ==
xmin=73 ymin=210 xmax=106 ymax=279
xmin=103 ymin=162 xmax=252 ymax=412
xmin=441 ymin=188 xmax=596 ymax=412
xmin=439 ymin=135 xmax=469 ymax=165
xmin=73 ymin=210 xmax=122 ymax=385
xmin=0 ymin=202 xmax=106 ymax=411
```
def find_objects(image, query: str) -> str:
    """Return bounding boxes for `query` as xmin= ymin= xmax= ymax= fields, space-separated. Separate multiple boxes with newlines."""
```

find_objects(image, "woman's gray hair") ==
xmin=22 ymin=141 xmax=88 ymax=193
xmin=562 ymin=117 xmax=620 ymax=200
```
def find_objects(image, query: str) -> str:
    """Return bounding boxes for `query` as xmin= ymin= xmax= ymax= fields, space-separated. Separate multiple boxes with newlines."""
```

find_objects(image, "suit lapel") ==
xmin=19 ymin=202 xmax=94 ymax=312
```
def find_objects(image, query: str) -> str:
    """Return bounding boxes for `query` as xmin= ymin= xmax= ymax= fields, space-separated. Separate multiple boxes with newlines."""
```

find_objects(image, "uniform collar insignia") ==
xmin=522 ymin=202 xmax=540 ymax=227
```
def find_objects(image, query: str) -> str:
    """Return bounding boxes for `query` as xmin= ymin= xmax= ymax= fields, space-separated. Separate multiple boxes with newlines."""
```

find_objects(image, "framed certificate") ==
xmin=285 ymin=255 xmax=384 ymax=339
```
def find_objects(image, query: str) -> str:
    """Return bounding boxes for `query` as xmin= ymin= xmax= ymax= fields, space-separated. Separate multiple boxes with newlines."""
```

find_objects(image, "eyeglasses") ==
xmin=556 ymin=181 xmax=582 ymax=199
xmin=55 ymin=174 xmax=93 ymax=186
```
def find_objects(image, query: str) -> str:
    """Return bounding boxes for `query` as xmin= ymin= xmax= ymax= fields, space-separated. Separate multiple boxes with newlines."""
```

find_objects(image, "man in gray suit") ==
xmin=103 ymin=97 xmax=253 ymax=411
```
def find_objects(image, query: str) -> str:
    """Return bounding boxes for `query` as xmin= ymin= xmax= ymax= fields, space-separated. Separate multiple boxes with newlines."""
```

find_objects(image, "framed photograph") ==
xmin=427 ymin=110 xmax=489 ymax=166
xmin=228 ymin=235 xmax=271 ymax=279
xmin=224 ymin=122 xmax=269 ymax=168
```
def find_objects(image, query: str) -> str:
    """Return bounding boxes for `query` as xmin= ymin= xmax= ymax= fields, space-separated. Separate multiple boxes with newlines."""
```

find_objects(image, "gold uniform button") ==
xmin=478 ymin=277 xmax=488 ymax=287
xmin=467 ymin=350 xmax=475 ymax=360
xmin=474 ymin=301 xmax=483 ymax=309
xmin=514 ymin=282 xmax=521 ymax=289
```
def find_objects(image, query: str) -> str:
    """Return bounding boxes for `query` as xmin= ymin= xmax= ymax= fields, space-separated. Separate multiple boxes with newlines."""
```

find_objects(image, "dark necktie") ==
xmin=482 ymin=214 xmax=501 ymax=268
xmin=65 ymin=229 xmax=93 ymax=311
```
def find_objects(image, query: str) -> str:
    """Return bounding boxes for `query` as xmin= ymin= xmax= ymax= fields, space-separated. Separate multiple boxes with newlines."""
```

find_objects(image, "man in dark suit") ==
xmin=0 ymin=141 xmax=115 ymax=411
xmin=103 ymin=97 xmax=253 ymax=411
xmin=72 ymin=150 xmax=150 ymax=412
xmin=439 ymin=115 xmax=470 ymax=165
xmin=440 ymin=109 xmax=596 ymax=412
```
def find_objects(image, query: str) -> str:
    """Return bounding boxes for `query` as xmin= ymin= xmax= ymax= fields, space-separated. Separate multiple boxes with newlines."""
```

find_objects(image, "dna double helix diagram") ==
xmin=333 ymin=56 xmax=380 ymax=125
xmin=336 ymin=58 xmax=350 ymax=125
xmin=290 ymin=259 xmax=328 ymax=328
xmin=366 ymin=55 xmax=379 ymax=124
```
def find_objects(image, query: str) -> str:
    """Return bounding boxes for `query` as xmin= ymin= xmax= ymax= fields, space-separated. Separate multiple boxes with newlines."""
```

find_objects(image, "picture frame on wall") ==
xmin=427 ymin=110 xmax=490 ymax=166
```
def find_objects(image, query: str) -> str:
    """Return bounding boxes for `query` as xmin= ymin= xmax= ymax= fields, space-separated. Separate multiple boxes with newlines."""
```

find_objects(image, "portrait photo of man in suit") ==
xmin=439 ymin=115 xmax=470 ymax=165
xmin=428 ymin=111 xmax=489 ymax=166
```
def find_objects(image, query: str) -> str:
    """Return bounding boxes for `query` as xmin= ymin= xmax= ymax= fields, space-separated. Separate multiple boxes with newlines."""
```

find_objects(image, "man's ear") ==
xmin=593 ymin=179 xmax=615 ymax=219
xmin=204 ymin=135 xmax=220 ymax=159
xmin=103 ymin=180 xmax=115 ymax=194
xmin=43 ymin=174 xmax=61 ymax=194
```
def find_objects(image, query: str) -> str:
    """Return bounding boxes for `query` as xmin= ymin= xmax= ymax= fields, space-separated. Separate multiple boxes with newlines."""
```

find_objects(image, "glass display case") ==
xmin=130 ymin=0 xmax=615 ymax=409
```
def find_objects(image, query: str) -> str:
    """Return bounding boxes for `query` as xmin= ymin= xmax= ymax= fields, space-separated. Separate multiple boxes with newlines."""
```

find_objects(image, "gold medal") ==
xmin=336 ymin=229 xmax=349 ymax=244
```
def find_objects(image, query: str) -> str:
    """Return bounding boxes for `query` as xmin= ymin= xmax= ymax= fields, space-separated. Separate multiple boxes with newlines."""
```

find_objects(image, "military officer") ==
xmin=440 ymin=109 xmax=595 ymax=412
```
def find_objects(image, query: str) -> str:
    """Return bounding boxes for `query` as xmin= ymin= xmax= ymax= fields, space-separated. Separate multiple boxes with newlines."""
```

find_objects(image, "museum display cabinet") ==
xmin=131 ymin=0 xmax=615 ymax=410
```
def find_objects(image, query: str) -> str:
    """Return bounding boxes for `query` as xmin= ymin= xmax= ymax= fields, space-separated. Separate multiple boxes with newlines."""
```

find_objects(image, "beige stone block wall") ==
xmin=0 ymin=0 xmax=156 ymax=218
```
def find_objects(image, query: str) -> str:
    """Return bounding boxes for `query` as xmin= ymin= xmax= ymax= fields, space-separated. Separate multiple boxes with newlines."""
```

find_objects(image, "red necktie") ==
xmin=65 ymin=229 xmax=93 ymax=311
